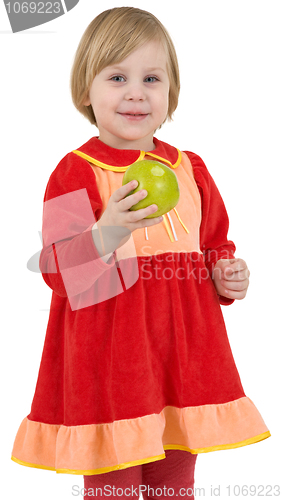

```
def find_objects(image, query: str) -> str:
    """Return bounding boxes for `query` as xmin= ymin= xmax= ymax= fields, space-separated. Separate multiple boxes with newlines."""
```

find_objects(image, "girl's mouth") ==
xmin=119 ymin=113 xmax=149 ymax=121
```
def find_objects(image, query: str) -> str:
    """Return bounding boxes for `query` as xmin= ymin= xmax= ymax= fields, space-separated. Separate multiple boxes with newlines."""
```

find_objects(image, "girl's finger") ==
xmin=224 ymin=268 xmax=250 ymax=281
xmin=226 ymin=259 xmax=247 ymax=274
xmin=221 ymin=279 xmax=249 ymax=292
xmin=222 ymin=288 xmax=248 ymax=300
xmin=127 ymin=204 xmax=163 ymax=224
xmin=128 ymin=214 xmax=164 ymax=228
xmin=115 ymin=184 xmax=152 ymax=213
xmin=119 ymin=188 xmax=150 ymax=212
xmin=112 ymin=180 xmax=139 ymax=203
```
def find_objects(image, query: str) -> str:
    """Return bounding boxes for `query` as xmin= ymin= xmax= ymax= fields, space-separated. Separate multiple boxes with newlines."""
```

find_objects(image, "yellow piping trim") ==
xmin=162 ymin=214 xmax=174 ymax=242
xmin=57 ymin=454 xmax=166 ymax=475
xmin=11 ymin=456 xmax=55 ymax=471
xmin=145 ymin=149 xmax=182 ymax=168
xmin=11 ymin=431 xmax=270 ymax=474
xmin=72 ymin=148 xmax=182 ymax=172
xmin=72 ymin=149 xmax=145 ymax=172
xmin=11 ymin=453 xmax=166 ymax=476
xmin=164 ymin=431 xmax=271 ymax=455
xmin=173 ymin=207 xmax=190 ymax=234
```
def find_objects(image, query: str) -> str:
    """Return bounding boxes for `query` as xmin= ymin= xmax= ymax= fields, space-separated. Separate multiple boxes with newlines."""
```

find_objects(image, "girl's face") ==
xmin=84 ymin=40 xmax=170 ymax=151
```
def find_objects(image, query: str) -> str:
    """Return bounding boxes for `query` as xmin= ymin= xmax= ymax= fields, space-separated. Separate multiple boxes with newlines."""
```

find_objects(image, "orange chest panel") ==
xmin=86 ymin=152 xmax=202 ymax=258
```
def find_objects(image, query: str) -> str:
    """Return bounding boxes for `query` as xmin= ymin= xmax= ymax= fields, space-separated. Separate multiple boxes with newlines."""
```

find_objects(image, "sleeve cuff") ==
xmin=218 ymin=295 xmax=235 ymax=306
xmin=91 ymin=222 xmax=114 ymax=263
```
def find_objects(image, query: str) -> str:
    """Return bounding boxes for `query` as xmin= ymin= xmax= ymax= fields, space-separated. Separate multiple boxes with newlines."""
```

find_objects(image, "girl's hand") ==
xmin=98 ymin=180 xmax=163 ymax=232
xmin=92 ymin=180 xmax=163 ymax=257
xmin=213 ymin=258 xmax=250 ymax=300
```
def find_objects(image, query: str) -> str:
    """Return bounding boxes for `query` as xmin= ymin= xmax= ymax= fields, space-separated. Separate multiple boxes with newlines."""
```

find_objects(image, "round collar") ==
xmin=72 ymin=136 xmax=182 ymax=172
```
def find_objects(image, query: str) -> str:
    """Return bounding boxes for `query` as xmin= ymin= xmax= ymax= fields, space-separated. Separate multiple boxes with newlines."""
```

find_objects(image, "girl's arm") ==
xmin=39 ymin=152 xmax=116 ymax=298
xmin=186 ymin=151 xmax=237 ymax=305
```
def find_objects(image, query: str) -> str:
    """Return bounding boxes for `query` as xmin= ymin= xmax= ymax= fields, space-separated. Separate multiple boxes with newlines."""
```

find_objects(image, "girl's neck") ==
xmin=97 ymin=135 xmax=156 ymax=152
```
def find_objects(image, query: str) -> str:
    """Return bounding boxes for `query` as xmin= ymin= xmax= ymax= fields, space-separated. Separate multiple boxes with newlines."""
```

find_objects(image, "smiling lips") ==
xmin=118 ymin=112 xmax=149 ymax=121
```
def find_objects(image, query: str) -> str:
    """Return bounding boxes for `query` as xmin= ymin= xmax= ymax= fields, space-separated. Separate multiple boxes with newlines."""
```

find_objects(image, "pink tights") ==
xmin=83 ymin=450 xmax=197 ymax=500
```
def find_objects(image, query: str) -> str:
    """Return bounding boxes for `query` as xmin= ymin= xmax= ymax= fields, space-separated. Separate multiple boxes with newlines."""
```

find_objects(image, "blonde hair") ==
xmin=70 ymin=7 xmax=180 ymax=127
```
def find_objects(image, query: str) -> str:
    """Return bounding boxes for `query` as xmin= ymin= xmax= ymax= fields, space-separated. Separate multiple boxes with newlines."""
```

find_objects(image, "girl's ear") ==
xmin=83 ymin=95 xmax=91 ymax=106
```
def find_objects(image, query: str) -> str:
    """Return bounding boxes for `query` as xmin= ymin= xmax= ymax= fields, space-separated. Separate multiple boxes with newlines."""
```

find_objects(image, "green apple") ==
xmin=122 ymin=160 xmax=180 ymax=219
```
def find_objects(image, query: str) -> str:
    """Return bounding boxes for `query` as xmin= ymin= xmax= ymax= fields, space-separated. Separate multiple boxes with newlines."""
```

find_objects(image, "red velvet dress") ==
xmin=11 ymin=137 xmax=270 ymax=475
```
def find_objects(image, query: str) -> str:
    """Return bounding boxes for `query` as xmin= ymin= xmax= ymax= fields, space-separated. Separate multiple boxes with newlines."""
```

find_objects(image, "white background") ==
xmin=1 ymin=0 xmax=281 ymax=498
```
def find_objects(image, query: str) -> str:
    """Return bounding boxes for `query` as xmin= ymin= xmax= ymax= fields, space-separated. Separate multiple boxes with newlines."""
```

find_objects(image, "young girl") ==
xmin=11 ymin=7 xmax=270 ymax=499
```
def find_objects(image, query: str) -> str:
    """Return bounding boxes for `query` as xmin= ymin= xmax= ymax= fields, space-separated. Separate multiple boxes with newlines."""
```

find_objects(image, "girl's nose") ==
xmin=124 ymin=83 xmax=146 ymax=101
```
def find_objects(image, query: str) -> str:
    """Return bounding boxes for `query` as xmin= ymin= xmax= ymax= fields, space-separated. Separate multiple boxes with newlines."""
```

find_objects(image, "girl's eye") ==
xmin=110 ymin=75 xmax=125 ymax=82
xmin=145 ymin=76 xmax=159 ymax=83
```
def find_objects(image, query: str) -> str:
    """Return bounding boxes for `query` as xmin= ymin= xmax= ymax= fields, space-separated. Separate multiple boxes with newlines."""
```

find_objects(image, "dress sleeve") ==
xmin=39 ymin=152 xmax=116 ymax=298
xmin=185 ymin=151 xmax=236 ymax=306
